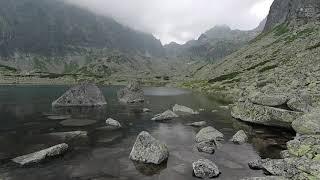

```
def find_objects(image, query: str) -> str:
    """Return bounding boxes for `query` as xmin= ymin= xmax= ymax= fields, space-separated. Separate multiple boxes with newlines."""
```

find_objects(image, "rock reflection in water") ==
xmin=133 ymin=161 xmax=167 ymax=176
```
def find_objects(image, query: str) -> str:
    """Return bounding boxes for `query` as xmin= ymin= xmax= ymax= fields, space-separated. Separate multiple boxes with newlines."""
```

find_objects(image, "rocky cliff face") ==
xmin=264 ymin=0 xmax=320 ymax=32
xmin=185 ymin=0 xmax=320 ymax=103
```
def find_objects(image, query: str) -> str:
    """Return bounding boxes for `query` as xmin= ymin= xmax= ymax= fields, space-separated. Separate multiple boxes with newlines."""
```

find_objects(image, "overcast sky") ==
xmin=65 ymin=0 xmax=274 ymax=44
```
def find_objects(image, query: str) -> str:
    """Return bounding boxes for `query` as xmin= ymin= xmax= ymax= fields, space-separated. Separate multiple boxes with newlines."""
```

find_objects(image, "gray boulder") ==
xmin=129 ymin=131 xmax=169 ymax=165
xmin=173 ymin=104 xmax=199 ymax=115
xmin=192 ymin=159 xmax=220 ymax=178
xmin=187 ymin=121 xmax=207 ymax=127
xmin=287 ymin=96 xmax=313 ymax=113
xmin=118 ymin=81 xmax=144 ymax=103
xmin=249 ymin=92 xmax=288 ymax=106
xmin=230 ymin=130 xmax=248 ymax=144
xmin=292 ymin=110 xmax=320 ymax=135
xmin=260 ymin=158 xmax=299 ymax=178
xmin=280 ymin=150 xmax=291 ymax=159
xmin=105 ymin=118 xmax=122 ymax=129
xmin=231 ymin=100 xmax=303 ymax=128
xmin=52 ymin=83 xmax=107 ymax=107
xmin=195 ymin=126 xmax=224 ymax=143
xmin=12 ymin=143 xmax=68 ymax=166
xmin=196 ymin=141 xmax=216 ymax=154
xmin=151 ymin=110 xmax=179 ymax=121
xmin=248 ymin=159 xmax=269 ymax=170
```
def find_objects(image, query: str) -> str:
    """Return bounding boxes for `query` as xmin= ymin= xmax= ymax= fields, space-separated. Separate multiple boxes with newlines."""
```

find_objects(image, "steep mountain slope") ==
xmin=185 ymin=0 xmax=320 ymax=101
xmin=164 ymin=25 xmax=260 ymax=62
xmin=0 ymin=0 xmax=165 ymax=75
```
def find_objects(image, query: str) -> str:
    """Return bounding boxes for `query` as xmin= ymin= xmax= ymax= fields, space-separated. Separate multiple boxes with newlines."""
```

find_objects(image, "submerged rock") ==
xmin=231 ymin=100 xmax=303 ymax=128
xmin=47 ymin=131 xmax=88 ymax=141
xmin=105 ymin=118 xmax=122 ymax=129
xmin=192 ymin=159 xmax=220 ymax=178
xmin=172 ymin=104 xmax=199 ymax=115
xmin=118 ymin=81 xmax=144 ymax=103
xmin=52 ymin=83 xmax=107 ymax=107
xmin=143 ymin=108 xmax=151 ymax=112
xmin=129 ymin=131 xmax=169 ymax=165
xmin=249 ymin=92 xmax=288 ymax=107
xmin=12 ymin=143 xmax=68 ymax=166
xmin=187 ymin=121 xmax=207 ymax=127
xmin=151 ymin=110 xmax=178 ymax=121
xmin=195 ymin=126 xmax=224 ymax=143
xmin=60 ymin=119 xmax=97 ymax=127
xmin=292 ymin=110 xmax=320 ymax=135
xmin=46 ymin=115 xmax=71 ymax=120
xmin=230 ymin=130 xmax=248 ymax=144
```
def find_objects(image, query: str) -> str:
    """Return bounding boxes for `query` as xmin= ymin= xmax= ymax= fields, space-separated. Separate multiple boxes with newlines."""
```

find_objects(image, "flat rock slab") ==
xmin=249 ymin=92 xmax=289 ymax=107
xmin=46 ymin=115 xmax=71 ymax=120
xmin=52 ymin=83 xmax=107 ymax=107
xmin=231 ymin=101 xmax=303 ymax=128
xmin=60 ymin=119 xmax=97 ymax=127
xmin=129 ymin=131 xmax=169 ymax=165
xmin=12 ymin=143 xmax=68 ymax=166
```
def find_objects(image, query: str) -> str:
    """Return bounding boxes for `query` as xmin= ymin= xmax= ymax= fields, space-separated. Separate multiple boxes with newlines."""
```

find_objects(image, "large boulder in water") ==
xmin=118 ymin=81 xmax=144 ymax=103
xmin=129 ymin=131 xmax=169 ymax=165
xmin=52 ymin=83 xmax=107 ymax=107
xmin=192 ymin=159 xmax=220 ymax=178
xmin=12 ymin=143 xmax=68 ymax=166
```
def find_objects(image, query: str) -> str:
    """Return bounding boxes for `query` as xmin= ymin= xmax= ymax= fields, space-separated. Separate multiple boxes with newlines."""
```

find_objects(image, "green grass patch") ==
xmin=245 ymin=60 xmax=272 ymax=71
xmin=259 ymin=64 xmax=278 ymax=73
xmin=273 ymin=23 xmax=289 ymax=36
xmin=208 ymin=71 xmax=241 ymax=83
xmin=0 ymin=64 xmax=18 ymax=72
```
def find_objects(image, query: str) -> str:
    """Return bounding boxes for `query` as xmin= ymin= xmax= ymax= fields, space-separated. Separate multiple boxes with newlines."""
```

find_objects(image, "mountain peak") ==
xmin=264 ymin=0 xmax=320 ymax=32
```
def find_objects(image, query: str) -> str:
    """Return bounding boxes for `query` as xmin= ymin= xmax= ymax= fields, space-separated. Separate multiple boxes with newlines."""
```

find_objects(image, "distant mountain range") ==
xmin=164 ymin=24 xmax=263 ymax=62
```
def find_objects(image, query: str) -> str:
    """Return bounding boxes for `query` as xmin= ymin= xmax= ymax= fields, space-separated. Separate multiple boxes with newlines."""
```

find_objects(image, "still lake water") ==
xmin=0 ymin=85 xmax=294 ymax=180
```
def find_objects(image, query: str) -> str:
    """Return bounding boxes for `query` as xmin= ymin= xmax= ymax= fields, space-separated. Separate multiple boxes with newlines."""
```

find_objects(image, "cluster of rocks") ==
xmin=234 ymin=90 xmax=320 ymax=179
xmin=52 ymin=83 xmax=107 ymax=107
xmin=129 ymin=130 xmax=221 ymax=179
xmin=231 ymin=91 xmax=312 ymax=128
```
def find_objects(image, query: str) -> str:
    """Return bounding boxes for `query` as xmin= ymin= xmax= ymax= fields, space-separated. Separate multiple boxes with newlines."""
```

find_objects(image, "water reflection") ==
xmin=0 ymin=85 xmax=294 ymax=180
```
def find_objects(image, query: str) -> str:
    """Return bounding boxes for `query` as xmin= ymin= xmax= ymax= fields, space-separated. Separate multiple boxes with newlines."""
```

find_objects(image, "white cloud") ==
xmin=65 ymin=0 xmax=274 ymax=44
